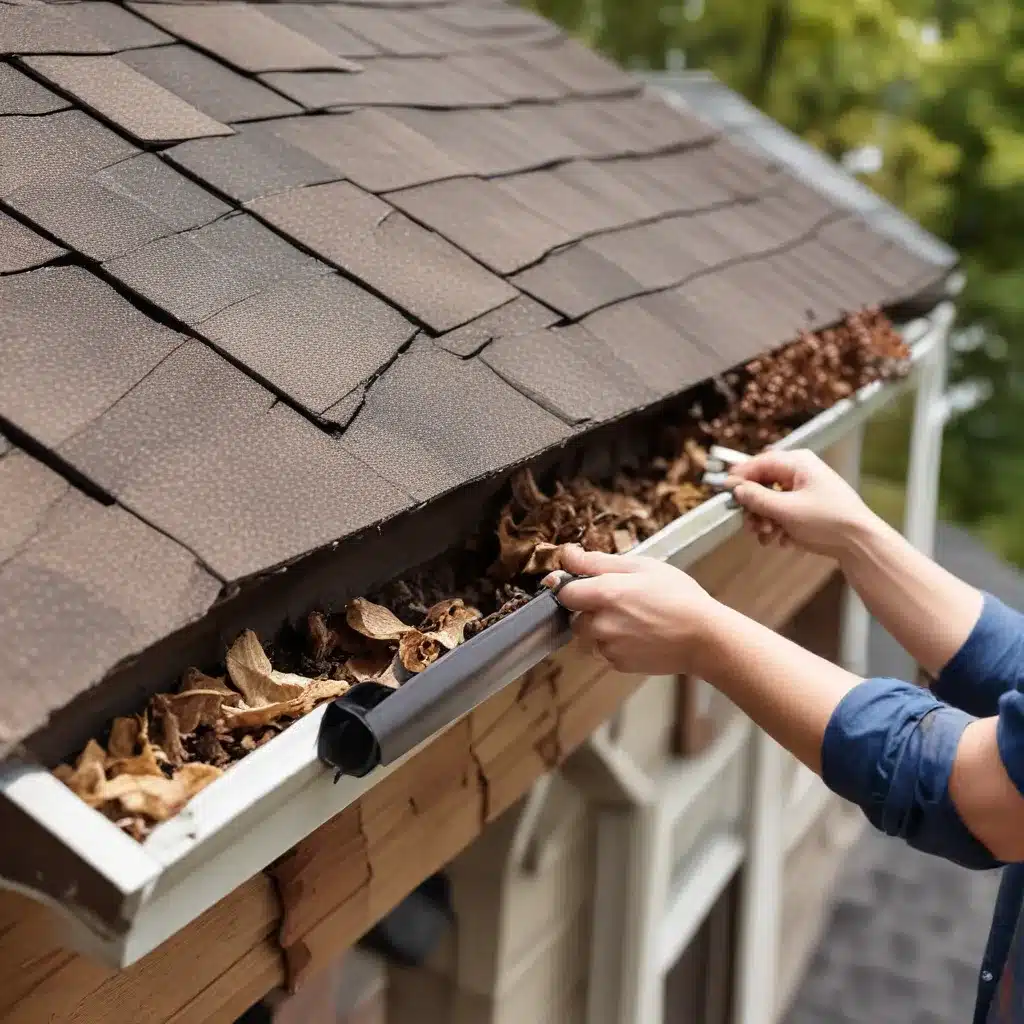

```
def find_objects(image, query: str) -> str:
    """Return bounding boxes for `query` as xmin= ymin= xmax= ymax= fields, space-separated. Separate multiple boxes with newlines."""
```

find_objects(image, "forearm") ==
xmin=839 ymin=516 xmax=983 ymax=677
xmin=693 ymin=603 xmax=1004 ymax=869
xmin=694 ymin=604 xmax=862 ymax=772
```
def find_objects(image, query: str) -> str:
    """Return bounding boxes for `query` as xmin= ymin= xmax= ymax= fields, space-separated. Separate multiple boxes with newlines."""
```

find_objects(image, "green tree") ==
xmin=529 ymin=0 xmax=1024 ymax=567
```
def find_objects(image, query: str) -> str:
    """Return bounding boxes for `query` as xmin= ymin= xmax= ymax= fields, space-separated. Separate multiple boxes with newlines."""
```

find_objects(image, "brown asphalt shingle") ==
xmin=0 ymin=0 xmax=954 ymax=754
xmin=22 ymin=54 xmax=234 ymax=144
xmin=0 ymin=445 xmax=221 ymax=752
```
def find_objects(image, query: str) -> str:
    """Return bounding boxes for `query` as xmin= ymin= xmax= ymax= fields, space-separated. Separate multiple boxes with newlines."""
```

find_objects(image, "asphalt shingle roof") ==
xmin=0 ymin=1 xmax=955 ymax=755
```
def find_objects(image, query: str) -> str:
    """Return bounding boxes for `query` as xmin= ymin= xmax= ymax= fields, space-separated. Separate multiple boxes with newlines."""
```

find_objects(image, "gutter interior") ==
xmin=31 ymin=307 xmax=910 ymax=809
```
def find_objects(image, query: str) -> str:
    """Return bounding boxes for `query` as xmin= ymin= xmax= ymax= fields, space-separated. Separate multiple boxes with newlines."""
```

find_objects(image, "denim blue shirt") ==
xmin=821 ymin=594 xmax=1024 ymax=1022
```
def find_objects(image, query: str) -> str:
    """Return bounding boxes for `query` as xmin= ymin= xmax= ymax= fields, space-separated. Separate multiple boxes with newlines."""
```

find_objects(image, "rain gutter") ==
xmin=0 ymin=303 xmax=953 ymax=969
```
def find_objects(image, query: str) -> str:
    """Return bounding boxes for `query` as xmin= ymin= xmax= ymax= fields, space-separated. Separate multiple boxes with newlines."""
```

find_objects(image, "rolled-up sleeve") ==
xmin=822 ymin=677 xmax=1002 ymax=869
xmin=934 ymin=593 xmax=1024 ymax=718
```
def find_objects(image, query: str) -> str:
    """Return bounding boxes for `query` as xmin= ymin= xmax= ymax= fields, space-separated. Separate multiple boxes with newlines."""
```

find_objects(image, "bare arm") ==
xmin=694 ymin=603 xmax=861 ymax=772
xmin=837 ymin=516 xmax=983 ymax=678
xmin=730 ymin=450 xmax=983 ymax=677
xmin=697 ymin=605 xmax=1024 ymax=860
xmin=552 ymin=546 xmax=1024 ymax=866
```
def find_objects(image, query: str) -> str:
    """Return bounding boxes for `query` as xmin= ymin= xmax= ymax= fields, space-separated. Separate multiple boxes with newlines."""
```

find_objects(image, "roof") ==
xmin=647 ymin=71 xmax=957 ymax=274
xmin=0 ymin=1 xmax=955 ymax=759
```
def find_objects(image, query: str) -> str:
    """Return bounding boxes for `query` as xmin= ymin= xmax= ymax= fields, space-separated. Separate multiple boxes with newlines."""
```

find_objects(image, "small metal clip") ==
xmin=702 ymin=445 xmax=751 ymax=507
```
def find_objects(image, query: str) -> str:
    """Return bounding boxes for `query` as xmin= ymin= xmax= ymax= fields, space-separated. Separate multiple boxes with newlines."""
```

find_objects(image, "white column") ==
xmin=904 ymin=304 xmax=955 ymax=557
xmin=732 ymin=726 xmax=785 ymax=1024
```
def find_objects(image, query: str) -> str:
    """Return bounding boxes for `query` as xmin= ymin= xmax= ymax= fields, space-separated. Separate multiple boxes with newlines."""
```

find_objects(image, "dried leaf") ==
xmin=180 ymin=667 xmax=241 ymax=707
xmin=226 ymin=630 xmax=311 ymax=706
xmin=522 ymin=541 xmax=563 ymax=575
xmin=421 ymin=598 xmax=481 ymax=649
xmin=345 ymin=598 xmax=414 ymax=642
xmin=164 ymin=689 xmax=225 ymax=735
xmin=298 ymin=678 xmax=348 ymax=713
xmin=107 ymin=717 xmax=140 ymax=760
xmin=98 ymin=774 xmax=188 ymax=820
xmin=612 ymin=528 xmax=635 ymax=553
xmin=307 ymin=610 xmax=335 ymax=662
xmin=175 ymin=762 xmax=223 ymax=799
xmin=53 ymin=739 xmax=108 ymax=801
xmin=222 ymin=701 xmax=297 ymax=730
xmin=398 ymin=630 xmax=443 ymax=673
xmin=345 ymin=649 xmax=393 ymax=682
xmin=194 ymin=729 xmax=230 ymax=767
xmin=78 ymin=738 xmax=107 ymax=772
xmin=222 ymin=678 xmax=347 ymax=729
xmin=511 ymin=468 xmax=547 ymax=510
xmin=493 ymin=512 xmax=545 ymax=579
xmin=107 ymin=739 xmax=163 ymax=779
xmin=151 ymin=694 xmax=189 ymax=768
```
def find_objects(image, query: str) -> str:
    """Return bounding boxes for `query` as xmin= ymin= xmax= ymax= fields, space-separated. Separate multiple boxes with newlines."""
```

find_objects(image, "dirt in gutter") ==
xmin=52 ymin=307 xmax=909 ymax=840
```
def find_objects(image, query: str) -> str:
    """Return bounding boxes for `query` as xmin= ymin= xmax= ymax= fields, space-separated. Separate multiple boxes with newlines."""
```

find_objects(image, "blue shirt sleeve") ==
xmin=933 ymin=593 xmax=1024 ymax=718
xmin=822 ymin=677 xmax=1002 ymax=870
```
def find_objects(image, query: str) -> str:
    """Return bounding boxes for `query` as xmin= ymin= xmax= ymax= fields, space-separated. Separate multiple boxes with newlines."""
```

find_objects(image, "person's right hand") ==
xmin=728 ymin=449 xmax=879 ymax=559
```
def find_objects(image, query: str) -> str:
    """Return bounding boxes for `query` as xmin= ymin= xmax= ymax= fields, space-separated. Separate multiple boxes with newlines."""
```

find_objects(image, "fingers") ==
xmin=557 ymin=544 xmax=648 ymax=576
xmin=732 ymin=480 xmax=790 ymax=520
xmin=730 ymin=451 xmax=802 ymax=489
xmin=545 ymin=574 xmax=620 ymax=613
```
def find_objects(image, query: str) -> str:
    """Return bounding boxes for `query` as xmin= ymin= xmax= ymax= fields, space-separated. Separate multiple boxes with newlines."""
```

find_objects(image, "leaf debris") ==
xmin=53 ymin=309 xmax=908 ymax=840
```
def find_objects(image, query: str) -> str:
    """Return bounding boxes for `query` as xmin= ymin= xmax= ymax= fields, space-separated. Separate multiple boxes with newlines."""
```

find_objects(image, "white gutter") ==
xmin=0 ymin=305 xmax=951 ymax=968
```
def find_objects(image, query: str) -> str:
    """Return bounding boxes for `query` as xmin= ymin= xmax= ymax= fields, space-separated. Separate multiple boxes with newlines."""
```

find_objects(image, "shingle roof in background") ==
xmin=647 ymin=70 xmax=958 ymax=273
xmin=0 ymin=1 xmax=955 ymax=753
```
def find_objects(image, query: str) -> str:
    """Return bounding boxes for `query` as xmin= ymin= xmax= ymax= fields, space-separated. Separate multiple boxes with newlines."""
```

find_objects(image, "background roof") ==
xmin=646 ymin=70 xmax=957 ymax=273
xmin=0 ymin=0 xmax=953 ymax=754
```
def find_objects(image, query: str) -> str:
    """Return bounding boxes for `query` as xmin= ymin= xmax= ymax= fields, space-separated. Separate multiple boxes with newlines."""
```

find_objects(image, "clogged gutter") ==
xmin=52 ymin=308 xmax=909 ymax=841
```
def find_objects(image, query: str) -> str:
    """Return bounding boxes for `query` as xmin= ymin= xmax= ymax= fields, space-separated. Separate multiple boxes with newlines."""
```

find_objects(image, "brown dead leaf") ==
xmin=307 ymin=611 xmax=335 ymax=662
xmin=98 ymin=774 xmax=188 ymax=820
xmin=222 ymin=678 xmax=347 ymax=729
xmin=298 ymin=678 xmax=348 ymax=713
xmin=180 ymin=667 xmax=241 ymax=707
xmin=421 ymin=598 xmax=481 ymax=649
xmin=53 ymin=739 xmax=108 ymax=801
xmin=222 ymin=701 xmax=296 ymax=730
xmin=226 ymin=630 xmax=311 ymax=707
xmin=175 ymin=762 xmax=223 ymax=799
xmin=345 ymin=649 xmax=393 ymax=682
xmin=523 ymin=541 xmax=563 ymax=575
xmin=151 ymin=695 xmax=188 ymax=768
xmin=493 ymin=512 xmax=544 ymax=579
xmin=684 ymin=439 xmax=708 ymax=472
xmin=107 ymin=740 xmax=163 ymax=779
xmin=511 ymin=468 xmax=547 ymax=510
xmin=398 ymin=630 xmax=444 ymax=674
xmin=613 ymin=528 xmax=636 ymax=553
xmin=107 ymin=717 xmax=140 ymax=760
xmin=346 ymin=598 xmax=414 ymax=642
xmin=194 ymin=729 xmax=230 ymax=767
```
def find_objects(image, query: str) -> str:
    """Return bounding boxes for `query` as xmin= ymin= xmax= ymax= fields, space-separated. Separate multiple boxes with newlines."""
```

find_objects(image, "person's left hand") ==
xmin=542 ymin=545 xmax=722 ymax=676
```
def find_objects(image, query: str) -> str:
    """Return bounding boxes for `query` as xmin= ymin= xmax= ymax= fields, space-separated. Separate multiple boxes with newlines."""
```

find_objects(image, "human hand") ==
xmin=728 ymin=449 xmax=878 ymax=559
xmin=542 ymin=545 xmax=724 ymax=676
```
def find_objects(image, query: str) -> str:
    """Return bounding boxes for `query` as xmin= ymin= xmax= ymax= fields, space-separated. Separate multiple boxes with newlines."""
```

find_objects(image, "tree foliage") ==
xmin=528 ymin=0 xmax=1024 ymax=565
